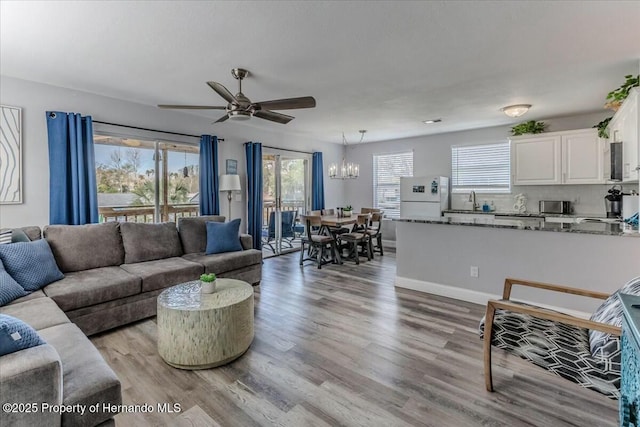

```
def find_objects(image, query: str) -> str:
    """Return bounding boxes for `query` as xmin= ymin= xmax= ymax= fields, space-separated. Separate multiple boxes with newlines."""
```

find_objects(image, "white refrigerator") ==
xmin=400 ymin=176 xmax=449 ymax=218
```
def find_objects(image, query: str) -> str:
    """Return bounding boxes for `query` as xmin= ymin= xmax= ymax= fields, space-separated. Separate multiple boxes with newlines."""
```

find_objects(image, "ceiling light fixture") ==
xmin=501 ymin=104 xmax=532 ymax=118
xmin=329 ymin=130 xmax=366 ymax=179
xmin=423 ymin=119 xmax=442 ymax=124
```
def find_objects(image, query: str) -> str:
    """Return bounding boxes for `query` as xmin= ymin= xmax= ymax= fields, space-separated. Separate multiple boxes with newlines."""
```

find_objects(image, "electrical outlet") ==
xmin=470 ymin=266 xmax=479 ymax=278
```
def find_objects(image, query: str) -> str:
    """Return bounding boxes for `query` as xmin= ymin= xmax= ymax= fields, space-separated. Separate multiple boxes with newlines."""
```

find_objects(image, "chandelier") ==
xmin=329 ymin=130 xmax=366 ymax=179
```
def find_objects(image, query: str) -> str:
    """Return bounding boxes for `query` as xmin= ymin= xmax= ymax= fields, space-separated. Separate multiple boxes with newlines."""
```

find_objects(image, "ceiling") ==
xmin=1 ymin=1 xmax=639 ymax=144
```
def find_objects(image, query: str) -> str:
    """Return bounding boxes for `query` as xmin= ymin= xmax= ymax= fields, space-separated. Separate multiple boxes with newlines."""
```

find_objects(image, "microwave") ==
xmin=611 ymin=142 xmax=623 ymax=181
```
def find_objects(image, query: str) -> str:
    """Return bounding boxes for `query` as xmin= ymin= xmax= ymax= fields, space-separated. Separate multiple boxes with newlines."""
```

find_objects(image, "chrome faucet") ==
xmin=469 ymin=191 xmax=480 ymax=211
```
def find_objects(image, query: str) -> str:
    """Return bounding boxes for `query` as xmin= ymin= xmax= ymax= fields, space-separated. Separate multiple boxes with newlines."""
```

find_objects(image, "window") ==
xmin=93 ymin=134 xmax=200 ymax=223
xmin=451 ymin=142 xmax=511 ymax=193
xmin=373 ymin=151 xmax=413 ymax=218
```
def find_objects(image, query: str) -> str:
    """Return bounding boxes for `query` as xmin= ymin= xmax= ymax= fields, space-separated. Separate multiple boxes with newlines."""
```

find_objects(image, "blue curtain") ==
xmin=312 ymin=152 xmax=325 ymax=210
xmin=46 ymin=111 xmax=99 ymax=225
xmin=199 ymin=135 xmax=220 ymax=215
xmin=245 ymin=142 xmax=263 ymax=250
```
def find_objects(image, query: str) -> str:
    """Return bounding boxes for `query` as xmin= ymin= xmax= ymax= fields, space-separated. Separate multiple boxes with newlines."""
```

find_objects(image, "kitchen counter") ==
xmin=442 ymin=209 xmax=608 ymax=219
xmin=394 ymin=216 xmax=639 ymax=237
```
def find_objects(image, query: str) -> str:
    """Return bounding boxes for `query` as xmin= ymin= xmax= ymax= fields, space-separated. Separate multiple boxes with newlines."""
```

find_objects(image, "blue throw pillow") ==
xmin=205 ymin=219 xmax=243 ymax=255
xmin=0 ymin=314 xmax=46 ymax=356
xmin=0 ymin=259 xmax=28 ymax=306
xmin=0 ymin=239 xmax=64 ymax=292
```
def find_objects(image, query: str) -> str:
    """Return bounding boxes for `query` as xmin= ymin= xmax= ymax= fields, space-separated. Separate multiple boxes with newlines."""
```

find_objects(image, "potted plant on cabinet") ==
xmin=200 ymin=273 xmax=217 ymax=294
xmin=604 ymin=74 xmax=639 ymax=111
xmin=510 ymin=120 xmax=547 ymax=136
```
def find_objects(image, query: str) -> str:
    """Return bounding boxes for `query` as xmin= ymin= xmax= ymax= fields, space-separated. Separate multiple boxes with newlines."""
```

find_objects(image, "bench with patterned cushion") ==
xmin=480 ymin=276 xmax=640 ymax=400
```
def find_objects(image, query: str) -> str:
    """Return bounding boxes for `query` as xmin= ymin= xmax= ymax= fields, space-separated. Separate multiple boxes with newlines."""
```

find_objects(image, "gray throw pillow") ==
xmin=0 ymin=239 xmax=64 ymax=292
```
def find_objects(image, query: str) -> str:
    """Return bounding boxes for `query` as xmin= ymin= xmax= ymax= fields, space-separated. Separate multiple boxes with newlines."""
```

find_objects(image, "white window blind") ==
xmin=373 ymin=151 xmax=413 ymax=218
xmin=451 ymin=142 xmax=511 ymax=193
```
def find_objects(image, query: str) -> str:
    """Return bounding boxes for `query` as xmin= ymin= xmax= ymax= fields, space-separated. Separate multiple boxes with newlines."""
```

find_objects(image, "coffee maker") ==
xmin=605 ymin=186 xmax=623 ymax=218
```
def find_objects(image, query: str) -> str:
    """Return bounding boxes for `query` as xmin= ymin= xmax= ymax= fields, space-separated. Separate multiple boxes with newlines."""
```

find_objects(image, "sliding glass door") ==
xmin=262 ymin=150 xmax=310 ymax=256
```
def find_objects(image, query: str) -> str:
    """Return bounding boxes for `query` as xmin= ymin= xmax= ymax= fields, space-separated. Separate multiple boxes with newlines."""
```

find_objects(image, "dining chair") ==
xmin=360 ymin=207 xmax=381 ymax=214
xmin=299 ymin=215 xmax=341 ymax=269
xmin=322 ymin=208 xmax=350 ymax=236
xmin=338 ymin=214 xmax=371 ymax=265
xmin=310 ymin=210 xmax=323 ymax=216
xmin=321 ymin=208 xmax=334 ymax=215
xmin=364 ymin=212 xmax=383 ymax=256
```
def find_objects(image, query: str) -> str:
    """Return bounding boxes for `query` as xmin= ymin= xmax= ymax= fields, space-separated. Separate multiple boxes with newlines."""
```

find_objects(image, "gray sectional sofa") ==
xmin=0 ymin=216 xmax=262 ymax=426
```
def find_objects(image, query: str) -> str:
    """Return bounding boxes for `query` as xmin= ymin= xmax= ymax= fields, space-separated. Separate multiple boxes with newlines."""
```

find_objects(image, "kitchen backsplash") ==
xmin=450 ymin=184 xmax=638 ymax=216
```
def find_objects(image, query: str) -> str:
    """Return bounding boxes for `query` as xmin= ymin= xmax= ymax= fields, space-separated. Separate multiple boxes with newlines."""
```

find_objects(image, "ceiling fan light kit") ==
xmin=501 ymin=104 xmax=532 ymax=118
xmin=158 ymin=68 xmax=316 ymax=125
xmin=329 ymin=130 xmax=366 ymax=180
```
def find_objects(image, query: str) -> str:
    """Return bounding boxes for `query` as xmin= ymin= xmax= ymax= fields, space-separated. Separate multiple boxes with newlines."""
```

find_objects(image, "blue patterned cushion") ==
xmin=205 ymin=219 xmax=243 ymax=255
xmin=589 ymin=276 xmax=640 ymax=358
xmin=0 ymin=314 xmax=46 ymax=356
xmin=0 ymin=259 xmax=28 ymax=306
xmin=0 ymin=239 xmax=64 ymax=292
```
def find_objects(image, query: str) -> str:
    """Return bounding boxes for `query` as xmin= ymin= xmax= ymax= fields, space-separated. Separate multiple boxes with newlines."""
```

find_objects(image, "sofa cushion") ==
xmin=120 ymin=257 xmax=203 ymax=292
xmin=206 ymin=219 xmax=243 ymax=254
xmin=0 ymin=258 xmax=27 ymax=306
xmin=589 ymin=276 xmax=640 ymax=359
xmin=19 ymin=226 xmax=42 ymax=242
xmin=6 ymin=290 xmax=46 ymax=306
xmin=43 ymin=267 xmax=141 ymax=312
xmin=0 ymin=297 xmax=70 ymax=331
xmin=182 ymin=249 xmax=262 ymax=275
xmin=0 ymin=239 xmax=64 ymax=292
xmin=38 ymin=323 xmax=121 ymax=427
xmin=120 ymin=222 xmax=183 ymax=264
xmin=11 ymin=229 xmax=31 ymax=243
xmin=178 ymin=215 xmax=226 ymax=254
xmin=0 ymin=314 xmax=46 ymax=356
xmin=44 ymin=222 xmax=124 ymax=273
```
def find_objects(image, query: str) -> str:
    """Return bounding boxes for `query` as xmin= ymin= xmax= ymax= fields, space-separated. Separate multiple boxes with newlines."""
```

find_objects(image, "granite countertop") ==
xmin=394 ymin=216 xmax=639 ymax=237
xmin=442 ymin=209 xmax=608 ymax=219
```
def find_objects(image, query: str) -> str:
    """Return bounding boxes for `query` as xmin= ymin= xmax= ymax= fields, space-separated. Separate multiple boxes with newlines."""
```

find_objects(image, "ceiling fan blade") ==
xmin=214 ymin=114 xmax=230 ymax=123
xmin=158 ymin=105 xmax=226 ymax=110
xmin=253 ymin=110 xmax=294 ymax=124
xmin=255 ymin=96 xmax=316 ymax=110
xmin=207 ymin=81 xmax=238 ymax=104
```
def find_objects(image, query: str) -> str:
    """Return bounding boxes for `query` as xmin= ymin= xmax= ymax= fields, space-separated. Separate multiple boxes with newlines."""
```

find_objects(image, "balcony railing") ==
xmin=99 ymin=204 xmax=199 ymax=223
xmin=262 ymin=200 xmax=305 ymax=226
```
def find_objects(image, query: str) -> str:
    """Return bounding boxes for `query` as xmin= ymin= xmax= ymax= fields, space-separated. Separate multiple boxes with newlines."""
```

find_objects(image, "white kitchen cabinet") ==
xmin=511 ymin=128 xmax=604 ymax=185
xmin=608 ymin=87 xmax=639 ymax=182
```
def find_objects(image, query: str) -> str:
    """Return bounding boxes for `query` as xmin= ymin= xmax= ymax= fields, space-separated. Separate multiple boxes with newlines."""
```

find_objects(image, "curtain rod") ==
xmin=260 ymin=144 xmax=312 ymax=155
xmin=92 ymin=120 xmax=224 ymax=141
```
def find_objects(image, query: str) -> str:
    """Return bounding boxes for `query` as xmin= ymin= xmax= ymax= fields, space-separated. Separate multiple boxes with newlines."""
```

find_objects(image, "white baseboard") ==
xmin=394 ymin=276 xmax=591 ymax=319
xmin=382 ymin=239 xmax=396 ymax=248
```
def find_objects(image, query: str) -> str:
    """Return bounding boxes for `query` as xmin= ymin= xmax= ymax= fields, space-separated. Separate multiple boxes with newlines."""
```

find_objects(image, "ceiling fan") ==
xmin=158 ymin=68 xmax=316 ymax=124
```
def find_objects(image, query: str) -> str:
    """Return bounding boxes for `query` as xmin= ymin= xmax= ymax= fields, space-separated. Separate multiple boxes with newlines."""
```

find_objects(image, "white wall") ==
xmin=0 ymin=76 xmax=344 ymax=229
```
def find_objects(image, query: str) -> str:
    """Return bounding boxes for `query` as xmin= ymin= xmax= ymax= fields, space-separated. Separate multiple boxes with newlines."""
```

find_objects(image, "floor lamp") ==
xmin=219 ymin=174 xmax=241 ymax=221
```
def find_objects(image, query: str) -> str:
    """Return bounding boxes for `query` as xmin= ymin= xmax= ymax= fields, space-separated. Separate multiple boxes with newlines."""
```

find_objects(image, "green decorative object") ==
xmin=510 ymin=120 xmax=547 ymax=136
xmin=593 ymin=117 xmax=613 ymax=139
xmin=605 ymin=74 xmax=639 ymax=111
xmin=200 ymin=273 xmax=216 ymax=282
xmin=343 ymin=205 xmax=353 ymax=212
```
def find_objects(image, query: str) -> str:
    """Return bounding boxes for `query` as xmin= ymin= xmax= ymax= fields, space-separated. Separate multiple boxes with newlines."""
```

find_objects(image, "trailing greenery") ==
xmin=606 ymin=74 xmax=639 ymax=105
xmin=593 ymin=117 xmax=613 ymax=139
xmin=510 ymin=120 xmax=547 ymax=136
xmin=200 ymin=273 xmax=216 ymax=282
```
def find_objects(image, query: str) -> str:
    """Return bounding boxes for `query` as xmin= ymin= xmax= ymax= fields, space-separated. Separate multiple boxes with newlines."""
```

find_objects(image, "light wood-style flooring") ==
xmin=91 ymin=249 xmax=618 ymax=426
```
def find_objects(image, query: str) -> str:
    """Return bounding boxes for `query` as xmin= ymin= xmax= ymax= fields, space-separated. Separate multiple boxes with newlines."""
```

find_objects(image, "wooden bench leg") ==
xmin=484 ymin=301 xmax=496 ymax=392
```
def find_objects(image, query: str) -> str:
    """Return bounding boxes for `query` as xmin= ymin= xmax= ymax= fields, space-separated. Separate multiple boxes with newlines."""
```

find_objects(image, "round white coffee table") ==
xmin=157 ymin=278 xmax=254 ymax=369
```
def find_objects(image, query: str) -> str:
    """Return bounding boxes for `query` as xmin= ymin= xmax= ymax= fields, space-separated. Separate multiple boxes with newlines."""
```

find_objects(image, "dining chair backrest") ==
xmin=361 ymin=208 xmax=381 ymax=214
xmin=310 ymin=210 xmax=322 ymax=216
xmin=322 ymin=208 xmax=334 ymax=215
xmin=356 ymin=214 xmax=369 ymax=226
xmin=300 ymin=214 xmax=322 ymax=240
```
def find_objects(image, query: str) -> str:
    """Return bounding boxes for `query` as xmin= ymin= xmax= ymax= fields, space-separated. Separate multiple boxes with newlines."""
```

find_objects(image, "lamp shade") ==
xmin=219 ymin=174 xmax=241 ymax=192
